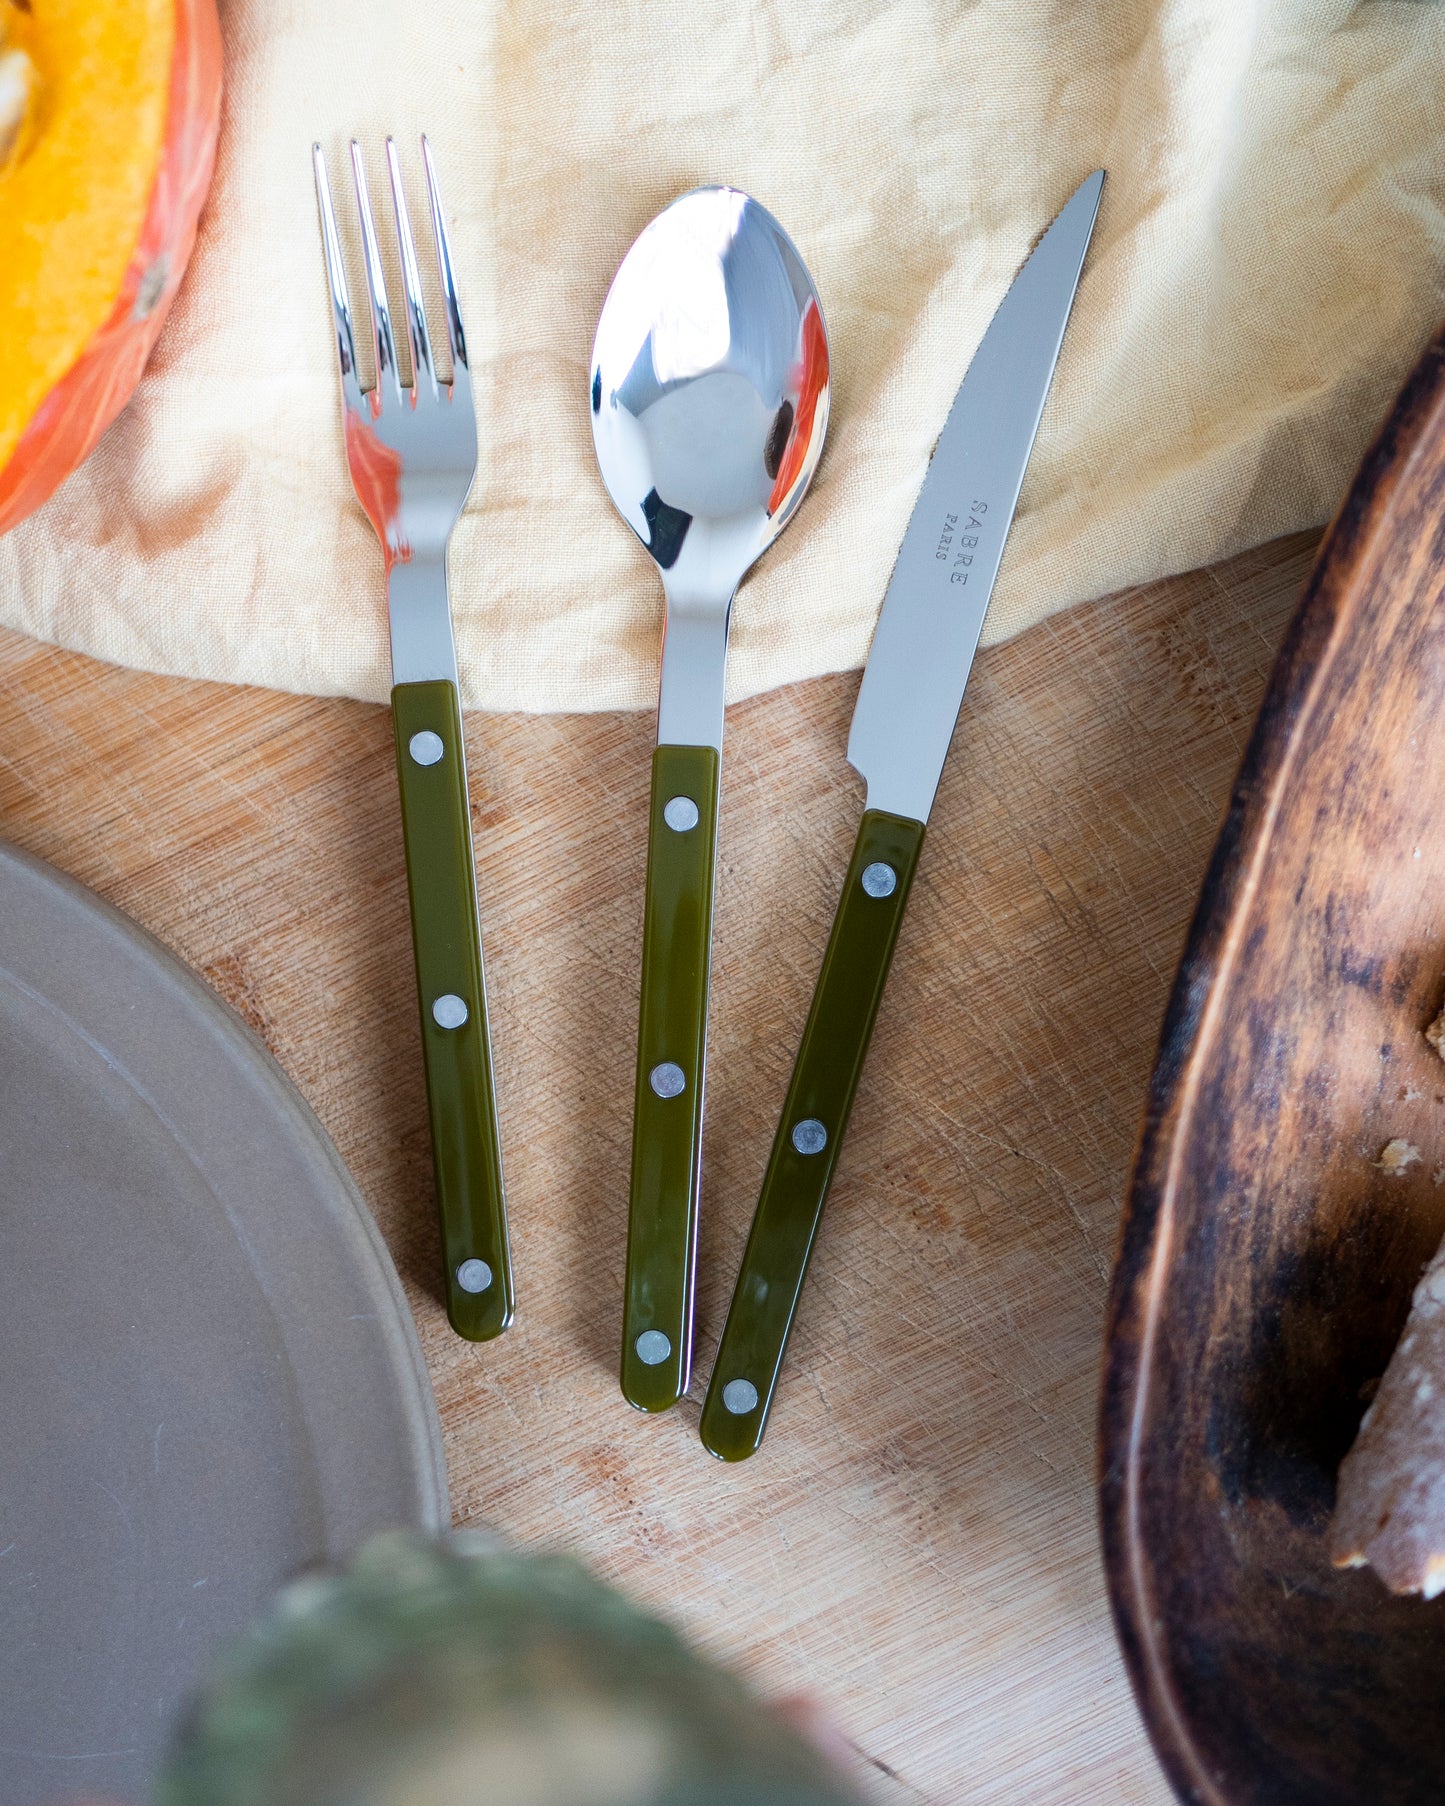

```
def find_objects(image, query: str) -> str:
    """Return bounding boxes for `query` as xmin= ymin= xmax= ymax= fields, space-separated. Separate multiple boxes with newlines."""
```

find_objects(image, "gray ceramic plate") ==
xmin=0 ymin=843 xmax=447 ymax=1805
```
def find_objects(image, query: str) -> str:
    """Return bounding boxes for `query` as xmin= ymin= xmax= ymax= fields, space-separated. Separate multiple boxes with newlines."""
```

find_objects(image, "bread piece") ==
xmin=1332 ymin=1232 xmax=1445 ymax=1596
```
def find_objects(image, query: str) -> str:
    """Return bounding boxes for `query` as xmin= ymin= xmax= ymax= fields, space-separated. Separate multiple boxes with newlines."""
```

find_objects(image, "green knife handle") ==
xmin=621 ymin=742 xmax=721 ymax=1411
xmin=699 ymin=808 xmax=925 ymax=1459
xmin=392 ymin=680 xmax=513 ymax=1342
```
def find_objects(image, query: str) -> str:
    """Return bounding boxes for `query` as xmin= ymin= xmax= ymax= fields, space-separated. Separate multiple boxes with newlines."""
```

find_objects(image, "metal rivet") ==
xmin=635 ymin=1330 xmax=672 ymax=1366
xmin=861 ymin=861 xmax=897 ymax=898
xmin=456 ymin=1258 xmax=492 ymax=1294
xmin=722 ymin=1378 xmax=759 ymax=1415
xmin=792 ymin=1118 xmax=827 ymax=1155
xmin=409 ymin=730 xmax=445 ymax=767
xmin=650 ymin=1061 xmax=686 ymax=1099
xmin=432 ymin=993 xmax=469 ymax=1030
xmin=663 ymin=795 xmax=700 ymax=832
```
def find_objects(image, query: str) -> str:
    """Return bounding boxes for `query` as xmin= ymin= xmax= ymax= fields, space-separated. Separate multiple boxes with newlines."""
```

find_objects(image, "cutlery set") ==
xmin=314 ymin=139 xmax=1103 ymax=1459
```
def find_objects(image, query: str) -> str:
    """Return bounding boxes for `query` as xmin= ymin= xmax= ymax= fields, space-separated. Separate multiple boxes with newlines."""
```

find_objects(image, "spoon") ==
xmin=591 ymin=186 xmax=830 ymax=1413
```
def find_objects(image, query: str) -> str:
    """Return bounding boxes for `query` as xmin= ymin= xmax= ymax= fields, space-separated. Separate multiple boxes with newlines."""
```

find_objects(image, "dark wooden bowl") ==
xmin=1100 ymin=323 xmax=1445 ymax=1806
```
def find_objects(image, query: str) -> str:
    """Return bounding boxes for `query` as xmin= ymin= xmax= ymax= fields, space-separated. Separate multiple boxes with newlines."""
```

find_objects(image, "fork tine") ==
xmin=349 ymin=139 xmax=403 ymax=407
xmin=420 ymin=136 xmax=470 ymax=391
xmin=385 ymin=138 xmax=436 ymax=401
xmin=312 ymin=145 xmax=364 ymax=412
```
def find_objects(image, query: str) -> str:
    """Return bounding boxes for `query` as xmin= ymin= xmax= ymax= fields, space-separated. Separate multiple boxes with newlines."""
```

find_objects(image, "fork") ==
xmin=313 ymin=137 xmax=512 ymax=1341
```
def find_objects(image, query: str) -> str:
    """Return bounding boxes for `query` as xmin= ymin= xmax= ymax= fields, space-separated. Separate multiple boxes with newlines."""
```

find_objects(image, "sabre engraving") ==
xmin=950 ymin=499 xmax=988 ymax=584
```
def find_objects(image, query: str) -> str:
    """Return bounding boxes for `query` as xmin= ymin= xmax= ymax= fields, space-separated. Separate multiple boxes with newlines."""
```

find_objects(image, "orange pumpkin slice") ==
xmin=0 ymin=0 xmax=222 ymax=535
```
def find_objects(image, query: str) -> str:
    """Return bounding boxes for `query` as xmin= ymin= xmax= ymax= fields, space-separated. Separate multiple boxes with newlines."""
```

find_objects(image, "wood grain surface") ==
xmin=1100 ymin=332 xmax=1445 ymax=1806
xmin=0 ymin=530 xmax=1314 ymax=1803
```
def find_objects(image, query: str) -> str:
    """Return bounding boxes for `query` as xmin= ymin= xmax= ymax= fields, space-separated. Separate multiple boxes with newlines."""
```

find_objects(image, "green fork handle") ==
xmin=621 ymin=742 xmax=721 ymax=1411
xmin=699 ymin=808 xmax=926 ymax=1460
xmin=392 ymin=680 xmax=513 ymax=1342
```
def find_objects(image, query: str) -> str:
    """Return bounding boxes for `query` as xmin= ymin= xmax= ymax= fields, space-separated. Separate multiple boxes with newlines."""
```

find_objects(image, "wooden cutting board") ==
xmin=0 ymin=530 xmax=1316 ymax=1803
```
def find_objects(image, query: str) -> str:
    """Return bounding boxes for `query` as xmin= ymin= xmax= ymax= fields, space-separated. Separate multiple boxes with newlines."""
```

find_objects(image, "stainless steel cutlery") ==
xmin=699 ymin=171 xmax=1105 ymax=1459
xmin=590 ymin=187 xmax=830 ymax=1412
xmin=312 ymin=147 xmax=1103 ymax=1438
xmin=313 ymin=138 xmax=512 ymax=1342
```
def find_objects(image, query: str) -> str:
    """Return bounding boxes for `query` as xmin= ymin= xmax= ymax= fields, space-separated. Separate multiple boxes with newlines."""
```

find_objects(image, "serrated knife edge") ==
xmin=847 ymin=169 xmax=1105 ymax=823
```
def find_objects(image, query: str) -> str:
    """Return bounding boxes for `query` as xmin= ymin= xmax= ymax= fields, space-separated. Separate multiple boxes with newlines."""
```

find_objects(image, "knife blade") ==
xmin=699 ymin=169 xmax=1104 ymax=1460
xmin=850 ymin=167 xmax=1104 ymax=823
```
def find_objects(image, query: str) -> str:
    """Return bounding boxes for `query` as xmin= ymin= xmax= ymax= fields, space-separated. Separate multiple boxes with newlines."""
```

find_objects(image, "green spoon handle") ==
xmin=621 ymin=742 xmax=721 ymax=1411
xmin=699 ymin=808 xmax=925 ymax=1459
xmin=392 ymin=680 xmax=513 ymax=1342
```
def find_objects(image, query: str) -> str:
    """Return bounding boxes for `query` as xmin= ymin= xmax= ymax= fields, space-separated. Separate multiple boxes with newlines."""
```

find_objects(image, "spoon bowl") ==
xmin=591 ymin=185 xmax=829 ymax=614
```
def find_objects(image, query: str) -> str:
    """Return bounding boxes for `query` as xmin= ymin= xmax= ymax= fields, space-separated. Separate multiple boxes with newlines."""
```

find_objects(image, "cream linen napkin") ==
xmin=0 ymin=0 xmax=1442 ymax=712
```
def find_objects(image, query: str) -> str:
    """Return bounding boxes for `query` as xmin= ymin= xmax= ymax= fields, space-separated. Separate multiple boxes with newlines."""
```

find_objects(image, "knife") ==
xmin=699 ymin=170 xmax=1105 ymax=1459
